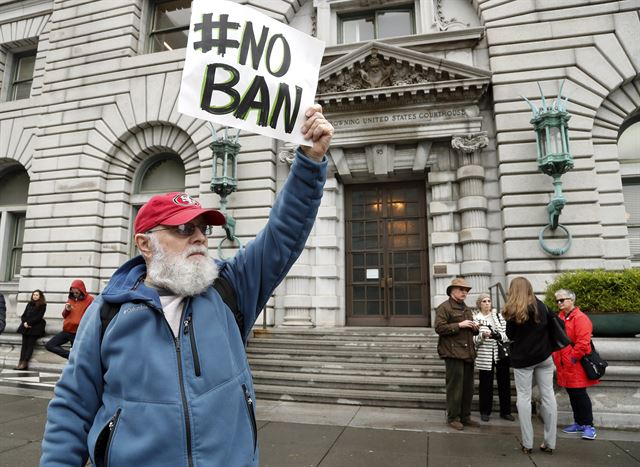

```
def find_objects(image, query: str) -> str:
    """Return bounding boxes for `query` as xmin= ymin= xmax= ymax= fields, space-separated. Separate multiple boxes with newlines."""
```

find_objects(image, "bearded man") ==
xmin=41 ymin=105 xmax=333 ymax=467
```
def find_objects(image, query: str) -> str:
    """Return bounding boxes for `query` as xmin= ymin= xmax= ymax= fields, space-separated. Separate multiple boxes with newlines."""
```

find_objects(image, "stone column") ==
xmin=428 ymin=153 xmax=459 ymax=309
xmin=277 ymin=146 xmax=314 ymax=327
xmin=452 ymin=133 xmax=490 ymax=295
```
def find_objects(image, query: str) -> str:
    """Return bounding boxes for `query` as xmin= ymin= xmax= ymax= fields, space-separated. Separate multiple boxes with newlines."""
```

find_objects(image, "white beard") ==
xmin=146 ymin=235 xmax=218 ymax=296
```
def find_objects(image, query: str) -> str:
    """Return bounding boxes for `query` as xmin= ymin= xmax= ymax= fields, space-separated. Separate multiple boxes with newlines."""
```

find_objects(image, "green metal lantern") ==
xmin=209 ymin=126 xmax=242 ymax=257
xmin=524 ymin=81 xmax=573 ymax=256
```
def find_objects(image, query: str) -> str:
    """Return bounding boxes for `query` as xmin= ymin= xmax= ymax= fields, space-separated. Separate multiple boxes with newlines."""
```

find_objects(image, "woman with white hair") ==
xmin=473 ymin=293 xmax=514 ymax=422
xmin=552 ymin=288 xmax=599 ymax=441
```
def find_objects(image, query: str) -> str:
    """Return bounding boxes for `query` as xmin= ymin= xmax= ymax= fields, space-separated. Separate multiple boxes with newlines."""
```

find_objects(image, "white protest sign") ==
xmin=178 ymin=0 xmax=325 ymax=146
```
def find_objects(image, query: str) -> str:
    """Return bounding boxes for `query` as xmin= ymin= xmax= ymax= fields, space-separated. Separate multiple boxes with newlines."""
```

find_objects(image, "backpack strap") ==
xmin=213 ymin=275 xmax=244 ymax=337
xmin=100 ymin=301 xmax=120 ymax=341
xmin=99 ymin=276 xmax=242 ymax=342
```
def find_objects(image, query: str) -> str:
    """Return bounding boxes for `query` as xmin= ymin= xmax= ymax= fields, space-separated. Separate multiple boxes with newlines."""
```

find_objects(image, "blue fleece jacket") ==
xmin=41 ymin=150 xmax=327 ymax=467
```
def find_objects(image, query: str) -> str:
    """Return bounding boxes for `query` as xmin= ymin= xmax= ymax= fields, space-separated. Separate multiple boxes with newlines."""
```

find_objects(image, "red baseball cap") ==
xmin=134 ymin=192 xmax=226 ymax=234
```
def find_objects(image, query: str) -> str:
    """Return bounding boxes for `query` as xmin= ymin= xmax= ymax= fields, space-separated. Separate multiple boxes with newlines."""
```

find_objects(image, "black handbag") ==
xmin=581 ymin=341 xmax=607 ymax=380
xmin=547 ymin=310 xmax=572 ymax=351
xmin=496 ymin=339 xmax=510 ymax=360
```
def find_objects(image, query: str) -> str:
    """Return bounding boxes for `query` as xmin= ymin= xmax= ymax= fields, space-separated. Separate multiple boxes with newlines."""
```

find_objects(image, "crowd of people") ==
xmin=436 ymin=276 xmax=600 ymax=454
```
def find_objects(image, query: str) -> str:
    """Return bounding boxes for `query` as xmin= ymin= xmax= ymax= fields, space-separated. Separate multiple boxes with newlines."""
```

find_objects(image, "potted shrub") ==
xmin=544 ymin=269 xmax=640 ymax=337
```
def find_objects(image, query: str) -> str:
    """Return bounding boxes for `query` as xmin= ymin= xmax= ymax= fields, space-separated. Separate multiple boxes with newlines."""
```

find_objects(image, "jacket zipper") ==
xmin=175 ymin=336 xmax=194 ymax=467
xmin=154 ymin=301 xmax=194 ymax=467
xmin=103 ymin=408 xmax=121 ymax=467
xmin=183 ymin=315 xmax=201 ymax=377
xmin=242 ymin=383 xmax=257 ymax=453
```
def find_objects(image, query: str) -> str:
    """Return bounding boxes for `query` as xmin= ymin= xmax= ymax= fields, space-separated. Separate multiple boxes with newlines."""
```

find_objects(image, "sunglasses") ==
xmin=556 ymin=298 xmax=570 ymax=304
xmin=148 ymin=223 xmax=213 ymax=237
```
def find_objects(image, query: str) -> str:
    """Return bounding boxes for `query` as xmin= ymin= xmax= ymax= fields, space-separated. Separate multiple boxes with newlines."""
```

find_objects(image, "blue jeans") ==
xmin=45 ymin=331 xmax=76 ymax=359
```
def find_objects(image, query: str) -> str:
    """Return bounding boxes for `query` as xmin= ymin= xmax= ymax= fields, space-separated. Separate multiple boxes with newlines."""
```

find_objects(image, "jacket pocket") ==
xmin=242 ymin=384 xmax=257 ymax=453
xmin=184 ymin=314 xmax=201 ymax=376
xmin=94 ymin=408 xmax=121 ymax=467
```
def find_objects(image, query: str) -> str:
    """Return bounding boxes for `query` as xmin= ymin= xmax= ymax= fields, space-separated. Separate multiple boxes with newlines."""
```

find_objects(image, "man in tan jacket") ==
xmin=435 ymin=277 xmax=480 ymax=430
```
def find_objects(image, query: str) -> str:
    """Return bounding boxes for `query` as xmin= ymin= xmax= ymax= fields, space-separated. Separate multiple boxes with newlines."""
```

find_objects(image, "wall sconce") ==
xmin=210 ymin=126 xmax=243 ymax=258
xmin=524 ymin=81 xmax=573 ymax=256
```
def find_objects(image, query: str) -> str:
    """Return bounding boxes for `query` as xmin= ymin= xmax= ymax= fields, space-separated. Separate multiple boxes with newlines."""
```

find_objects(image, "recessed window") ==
xmin=622 ymin=179 xmax=640 ymax=263
xmin=9 ymin=51 xmax=36 ymax=101
xmin=340 ymin=7 xmax=414 ymax=44
xmin=618 ymin=118 xmax=640 ymax=265
xmin=0 ymin=166 xmax=29 ymax=281
xmin=137 ymin=154 xmax=186 ymax=193
xmin=130 ymin=153 xmax=186 ymax=255
xmin=148 ymin=0 xmax=191 ymax=53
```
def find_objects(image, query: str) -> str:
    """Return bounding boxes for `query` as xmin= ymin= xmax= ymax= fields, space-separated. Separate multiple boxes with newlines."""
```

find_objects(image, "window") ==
xmin=137 ymin=154 xmax=186 ymax=193
xmin=130 ymin=153 xmax=186 ymax=255
xmin=148 ymin=0 xmax=191 ymax=53
xmin=340 ymin=6 xmax=414 ymax=44
xmin=9 ymin=50 xmax=36 ymax=101
xmin=8 ymin=213 xmax=25 ymax=280
xmin=618 ymin=118 xmax=640 ymax=265
xmin=0 ymin=166 xmax=29 ymax=281
xmin=623 ymin=179 xmax=640 ymax=263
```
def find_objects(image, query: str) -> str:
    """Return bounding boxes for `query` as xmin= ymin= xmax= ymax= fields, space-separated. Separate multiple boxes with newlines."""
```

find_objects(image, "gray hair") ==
xmin=555 ymin=288 xmax=576 ymax=301
xmin=475 ymin=293 xmax=491 ymax=309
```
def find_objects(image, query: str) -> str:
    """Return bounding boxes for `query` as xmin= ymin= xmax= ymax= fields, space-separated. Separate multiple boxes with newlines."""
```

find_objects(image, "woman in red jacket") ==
xmin=552 ymin=289 xmax=599 ymax=440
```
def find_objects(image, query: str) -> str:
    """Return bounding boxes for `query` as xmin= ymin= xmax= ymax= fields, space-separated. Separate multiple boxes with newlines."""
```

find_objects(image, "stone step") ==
xmin=251 ymin=370 xmax=446 ymax=393
xmin=253 ymin=383 xmax=448 ymax=409
xmin=252 ymin=330 xmax=438 ymax=342
xmin=253 ymin=327 xmax=437 ymax=338
xmin=247 ymin=346 xmax=440 ymax=361
xmin=248 ymin=358 xmax=445 ymax=378
xmin=248 ymin=337 xmax=437 ymax=351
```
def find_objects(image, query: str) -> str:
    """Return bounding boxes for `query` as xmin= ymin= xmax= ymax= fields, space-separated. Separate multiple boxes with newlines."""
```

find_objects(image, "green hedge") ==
xmin=543 ymin=269 xmax=640 ymax=313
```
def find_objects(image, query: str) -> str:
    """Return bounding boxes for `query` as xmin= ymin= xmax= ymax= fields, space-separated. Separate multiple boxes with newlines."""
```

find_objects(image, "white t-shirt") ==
xmin=159 ymin=295 xmax=185 ymax=337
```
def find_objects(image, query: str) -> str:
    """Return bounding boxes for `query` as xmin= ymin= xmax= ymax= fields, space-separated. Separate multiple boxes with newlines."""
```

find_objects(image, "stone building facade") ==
xmin=0 ymin=0 xmax=638 ymax=330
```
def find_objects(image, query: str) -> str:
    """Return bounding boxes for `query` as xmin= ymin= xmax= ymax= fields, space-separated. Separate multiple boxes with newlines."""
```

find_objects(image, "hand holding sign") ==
xmin=179 ymin=0 xmax=326 ymax=146
xmin=300 ymin=105 xmax=334 ymax=162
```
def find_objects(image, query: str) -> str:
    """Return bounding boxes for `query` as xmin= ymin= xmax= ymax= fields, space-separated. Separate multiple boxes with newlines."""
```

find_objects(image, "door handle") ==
xmin=386 ymin=277 xmax=393 ymax=288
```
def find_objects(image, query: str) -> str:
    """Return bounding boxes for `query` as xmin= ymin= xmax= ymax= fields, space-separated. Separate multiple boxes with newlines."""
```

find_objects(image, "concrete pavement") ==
xmin=1 ymin=382 xmax=639 ymax=467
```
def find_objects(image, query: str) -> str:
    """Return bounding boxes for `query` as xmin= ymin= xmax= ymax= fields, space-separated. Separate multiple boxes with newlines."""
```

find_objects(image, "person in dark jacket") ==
xmin=435 ymin=277 xmax=480 ymax=431
xmin=41 ymin=105 xmax=333 ymax=467
xmin=552 ymin=289 xmax=599 ymax=440
xmin=504 ymin=277 xmax=557 ymax=454
xmin=15 ymin=290 xmax=47 ymax=370
xmin=45 ymin=279 xmax=94 ymax=359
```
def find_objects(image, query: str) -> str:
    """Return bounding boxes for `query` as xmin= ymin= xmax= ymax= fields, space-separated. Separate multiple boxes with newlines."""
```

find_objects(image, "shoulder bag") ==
xmin=581 ymin=341 xmax=607 ymax=380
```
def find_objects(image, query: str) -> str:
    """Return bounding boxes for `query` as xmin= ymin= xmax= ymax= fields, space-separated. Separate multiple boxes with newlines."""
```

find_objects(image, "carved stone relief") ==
xmin=318 ymin=52 xmax=461 ymax=94
xmin=451 ymin=133 xmax=488 ymax=154
xmin=432 ymin=0 xmax=470 ymax=31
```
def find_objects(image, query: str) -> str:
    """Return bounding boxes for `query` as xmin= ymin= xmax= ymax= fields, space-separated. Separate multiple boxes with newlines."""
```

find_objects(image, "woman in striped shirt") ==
xmin=473 ymin=293 xmax=514 ymax=422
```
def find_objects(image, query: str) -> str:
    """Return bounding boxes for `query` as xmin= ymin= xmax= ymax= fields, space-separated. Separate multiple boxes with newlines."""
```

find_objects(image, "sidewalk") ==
xmin=1 ymin=386 xmax=639 ymax=466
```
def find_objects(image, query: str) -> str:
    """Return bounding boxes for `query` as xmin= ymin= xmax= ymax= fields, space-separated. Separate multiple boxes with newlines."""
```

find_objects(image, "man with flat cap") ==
xmin=41 ymin=105 xmax=333 ymax=467
xmin=435 ymin=277 xmax=480 ymax=430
